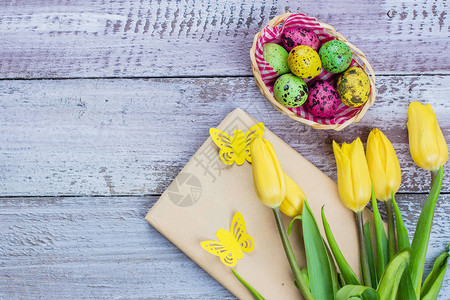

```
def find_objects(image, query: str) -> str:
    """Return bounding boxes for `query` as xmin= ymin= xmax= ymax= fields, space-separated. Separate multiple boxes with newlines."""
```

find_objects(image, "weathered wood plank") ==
xmin=0 ymin=194 xmax=448 ymax=299
xmin=0 ymin=196 xmax=232 ymax=299
xmin=0 ymin=0 xmax=448 ymax=78
xmin=1 ymin=76 xmax=449 ymax=196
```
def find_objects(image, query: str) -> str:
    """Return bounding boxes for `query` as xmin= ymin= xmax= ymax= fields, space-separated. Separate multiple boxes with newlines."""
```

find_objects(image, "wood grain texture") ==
xmin=0 ymin=196 xmax=232 ymax=299
xmin=0 ymin=0 xmax=448 ymax=78
xmin=1 ymin=75 xmax=449 ymax=196
xmin=0 ymin=194 xmax=448 ymax=299
xmin=1 ymin=1 xmax=448 ymax=299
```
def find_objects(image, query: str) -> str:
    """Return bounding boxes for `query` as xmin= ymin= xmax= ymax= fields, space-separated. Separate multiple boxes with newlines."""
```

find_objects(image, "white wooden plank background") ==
xmin=0 ymin=0 xmax=448 ymax=78
xmin=0 ymin=0 xmax=449 ymax=299
xmin=1 ymin=76 xmax=449 ymax=196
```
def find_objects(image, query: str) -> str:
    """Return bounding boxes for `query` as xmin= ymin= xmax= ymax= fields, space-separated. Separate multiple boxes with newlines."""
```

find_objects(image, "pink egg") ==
xmin=281 ymin=27 xmax=320 ymax=52
xmin=306 ymin=80 xmax=340 ymax=118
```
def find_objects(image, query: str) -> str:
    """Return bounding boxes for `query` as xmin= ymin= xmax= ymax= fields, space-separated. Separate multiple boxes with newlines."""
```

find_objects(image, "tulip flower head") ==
xmin=250 ymin=137 xmax=286 ymax=208
xmin=407 ymin=102 xmax=448 ymax=171
xmin=333 ymin=138 xmax=371 ymax=212
xmin=366 ymin=129 xmax=402 ymax=201
xmin=279 ymin=174 xmax=306 ymax=217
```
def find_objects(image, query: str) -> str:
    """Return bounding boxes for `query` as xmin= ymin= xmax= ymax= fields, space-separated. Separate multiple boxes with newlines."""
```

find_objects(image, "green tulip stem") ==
xmin=272 ymin=207 xmax=314 ymax=300
xmin=385 ymin=199 xmax=397 ymax=260
xmin=431 ymin=169 xmax=438 ymax=188
xmin=356 ymin=211 xmax=372 ymax=287
xmin=410 ymin=167 xmax=443 ymax=298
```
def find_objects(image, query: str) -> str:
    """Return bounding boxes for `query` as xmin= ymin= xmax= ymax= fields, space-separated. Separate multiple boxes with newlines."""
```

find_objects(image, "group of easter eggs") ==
xmin=263 ymin=27 xmax=371 ymax=118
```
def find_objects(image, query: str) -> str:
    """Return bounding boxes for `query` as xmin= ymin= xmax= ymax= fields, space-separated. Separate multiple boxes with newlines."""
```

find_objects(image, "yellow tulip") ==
xmin=366 ymin=129 xmax=402 ymax=201
xmin=279 ymin=174 xmax=306 ymax=217
xmin=250 ymin=137 xmax=286 ymax=208
xmin=407 ymin=102 xmax=448 ymax=171
xmin=333 ymin=138 xmax=371 ymax=212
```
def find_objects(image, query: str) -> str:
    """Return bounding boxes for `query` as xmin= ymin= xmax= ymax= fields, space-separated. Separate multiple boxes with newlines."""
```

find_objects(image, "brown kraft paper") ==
xmin=146 ymin=108 xmax=375 ymax=299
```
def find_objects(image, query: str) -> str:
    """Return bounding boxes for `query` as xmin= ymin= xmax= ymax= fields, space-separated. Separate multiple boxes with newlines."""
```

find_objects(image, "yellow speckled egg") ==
xmin=287 ymin=45 xmax=321 ymax=79
xmin=337 ymin=67 xmax=371 ymax=107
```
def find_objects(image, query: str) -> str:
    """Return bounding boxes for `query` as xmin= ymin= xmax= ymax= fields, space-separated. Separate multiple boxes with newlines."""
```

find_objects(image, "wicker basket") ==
xmin=250 ymin=12 xmax=376 ymax=131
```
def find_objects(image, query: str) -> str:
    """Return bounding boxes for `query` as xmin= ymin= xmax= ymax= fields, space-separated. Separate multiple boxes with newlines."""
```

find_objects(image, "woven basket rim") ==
xmin=250 ymin=12 xmax=376 ymax=131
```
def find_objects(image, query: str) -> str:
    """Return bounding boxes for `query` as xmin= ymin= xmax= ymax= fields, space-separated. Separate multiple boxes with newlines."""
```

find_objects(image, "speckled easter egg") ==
xmin=287 ymin=46 xmax=321 ymax=79
xmin=319 ymin=40 xmax=352 ymax=74
xmin=281 ymin=27 xmax=320 ymax=52
xmin=263 ymin=43 xmax=290 ymax=76
xmin=306 ymin=80 xmax=340 ymax=118
xmin=337 ymin=67 xmax=371 ymax=107
xmin=273 ymin=73 xmax=308 ymax=107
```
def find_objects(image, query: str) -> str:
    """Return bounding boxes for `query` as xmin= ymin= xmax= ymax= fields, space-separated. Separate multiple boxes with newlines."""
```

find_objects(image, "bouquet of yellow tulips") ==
xmin=240 ymin=102 xmax=448 ymax=300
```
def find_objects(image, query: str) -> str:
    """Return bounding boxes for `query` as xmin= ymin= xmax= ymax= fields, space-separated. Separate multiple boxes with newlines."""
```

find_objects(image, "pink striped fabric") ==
xmin=255 ymin=13 xmax=363 ymax=125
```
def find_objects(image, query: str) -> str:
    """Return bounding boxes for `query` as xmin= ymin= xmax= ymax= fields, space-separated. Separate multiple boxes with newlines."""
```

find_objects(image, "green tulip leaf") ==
xmin=337 ymin=273 xmax=345 ymax=289
xmin=303 ymin=200 xmax=335 ymax=300
xmin=293 ymin=268 xmax=311 ymax=292
xmin=384 ymin=199 xmax=396 ymax=261
xmin=420 ymin=243 xmax=450 ymax=300
xmin=377 ymin=250 xmax=410 ymax=300
xmin=287 ymin=215 xmax=302 ymax=236
xmin=364 ymin=221 xmax=378 ymax=288
xmin=336 ymin=285 xmax=379 ymax=300
xmin=391 ymin=191 xmax=410 ymax=252
xmin=396 ymin=267 xmax=416 ymax=300
xmin=324 ymin=237 xmax=340 ymax=295
xmin=371 ymin=187 xmax=388 ymax=281
xmin=301 ymin=267 xmax=310 ymax=289
xmin=410 ymin=167 xmax=443 ymax=298
xmin=321 ymin=207 xmax=360 ymax=286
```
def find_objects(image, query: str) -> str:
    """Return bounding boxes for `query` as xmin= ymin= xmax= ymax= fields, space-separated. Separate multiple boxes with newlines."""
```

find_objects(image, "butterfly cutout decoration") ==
xmin=201 ymin=212 xmax=254 ymax=267
xmin=210 ymin=122 xmax=265 ymax=166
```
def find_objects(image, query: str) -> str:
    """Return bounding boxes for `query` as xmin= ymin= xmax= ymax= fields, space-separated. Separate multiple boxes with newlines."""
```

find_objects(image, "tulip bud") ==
xmin=366 ymin=129 xmax=402 ymax=201
xmin=333 ymin=138 xmax=371 ymax=212
xmin=407 ymin=102 xmax=448 ymax=171
xmin=279 ymin=174 xmax=306 ymax=217
xmin=250 ymin=138 xmax=286 ymax=208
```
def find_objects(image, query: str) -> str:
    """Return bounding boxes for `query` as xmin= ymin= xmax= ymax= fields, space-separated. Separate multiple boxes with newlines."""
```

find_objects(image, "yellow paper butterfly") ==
xmin=200 ymin=212 xmax=254 ymax=267
xmin=210 ymin=122 xmax=265 ymax=166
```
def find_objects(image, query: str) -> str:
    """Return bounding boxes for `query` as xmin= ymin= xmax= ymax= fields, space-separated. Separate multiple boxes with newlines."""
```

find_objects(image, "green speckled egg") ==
xmin=273 ymin=73 xmax=308 ymax=107
xmin=319 ymin=40 xmax=352 ymax=74
xmin=263 ymin=43 xmax=290 ymax=75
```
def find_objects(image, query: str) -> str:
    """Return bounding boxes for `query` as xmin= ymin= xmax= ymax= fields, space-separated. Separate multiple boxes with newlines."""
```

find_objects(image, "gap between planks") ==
xmin=0 ymin=192 xmax=448 ymax=199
